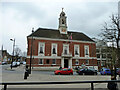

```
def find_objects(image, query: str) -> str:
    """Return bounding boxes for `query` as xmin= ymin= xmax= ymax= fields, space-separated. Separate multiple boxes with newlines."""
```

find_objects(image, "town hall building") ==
xmin=27 ymin=9 xmax=98 ymax=70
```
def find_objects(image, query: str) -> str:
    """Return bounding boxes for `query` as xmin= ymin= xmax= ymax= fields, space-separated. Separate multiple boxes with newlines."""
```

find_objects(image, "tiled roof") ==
xmin=27 ymin=28 xmax=94 ymax=42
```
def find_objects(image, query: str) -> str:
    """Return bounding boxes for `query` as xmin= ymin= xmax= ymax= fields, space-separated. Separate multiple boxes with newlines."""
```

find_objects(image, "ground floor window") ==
xmin=52 ymin=59 xmax=56 ymax=65
xmin=39 ymin=59 xmax=43 ymax=65
xmin=46 ymin=59 xmax=50 ymax=64
xmin=75 ymin=59 xmax=79 ymax=65
xmin=85 ymin=60 xmax=89 ymax=65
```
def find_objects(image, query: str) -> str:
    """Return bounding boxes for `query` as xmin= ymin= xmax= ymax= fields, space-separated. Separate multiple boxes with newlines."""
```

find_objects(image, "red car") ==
xmin=54 ymin=68 xmax=73 ymax=75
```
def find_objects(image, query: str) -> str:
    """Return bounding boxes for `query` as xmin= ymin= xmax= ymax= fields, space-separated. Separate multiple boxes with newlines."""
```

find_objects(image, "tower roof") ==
xmin=60 ymin=8 xmax=66 ymax=17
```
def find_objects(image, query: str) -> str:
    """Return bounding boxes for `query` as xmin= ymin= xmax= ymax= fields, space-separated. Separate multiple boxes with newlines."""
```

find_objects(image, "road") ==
xmin=1 ymin=64 xmax=119 ymax=90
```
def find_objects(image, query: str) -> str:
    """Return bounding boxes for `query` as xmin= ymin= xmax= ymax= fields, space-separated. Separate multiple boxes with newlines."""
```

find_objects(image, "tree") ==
xmin=14 ymin=47 xmax=22 ymax=61
xmin=100 ymin=14 xmax=120 ymax=67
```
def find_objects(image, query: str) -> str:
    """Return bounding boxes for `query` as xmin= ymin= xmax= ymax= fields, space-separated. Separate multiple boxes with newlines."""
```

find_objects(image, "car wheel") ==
xmin=70 ymin=73 xmax=73 ymax=75
xmin=58 ymin=72 xmax=61 ymax=75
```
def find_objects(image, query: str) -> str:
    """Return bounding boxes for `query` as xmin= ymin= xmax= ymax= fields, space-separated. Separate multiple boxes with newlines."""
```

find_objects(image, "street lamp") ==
xmin=29 ymin=28 xmax=34 ymax=74
xmin=10 ymin=38 xmax=15 ymax=69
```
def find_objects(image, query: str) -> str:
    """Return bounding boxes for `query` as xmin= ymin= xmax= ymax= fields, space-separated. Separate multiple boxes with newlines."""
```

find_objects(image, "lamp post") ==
xmin=10 ymin=38 xmax=15 ymax=69
xmin=29 ymin=28 xmax=34 ymax=74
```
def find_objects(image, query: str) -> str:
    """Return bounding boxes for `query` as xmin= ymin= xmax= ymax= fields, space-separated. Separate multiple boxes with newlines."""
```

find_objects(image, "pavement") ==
xmin=1 ymin=65 xmax=120 ymax=90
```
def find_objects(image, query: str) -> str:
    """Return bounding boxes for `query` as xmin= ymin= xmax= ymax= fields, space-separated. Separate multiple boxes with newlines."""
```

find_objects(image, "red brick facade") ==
xmin=27 ymin=38 xmax=97 ymax=69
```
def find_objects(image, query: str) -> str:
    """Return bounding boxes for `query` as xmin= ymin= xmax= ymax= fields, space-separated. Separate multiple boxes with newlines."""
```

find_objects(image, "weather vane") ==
xmin=62 ymin=8 xmax=64 ymax=11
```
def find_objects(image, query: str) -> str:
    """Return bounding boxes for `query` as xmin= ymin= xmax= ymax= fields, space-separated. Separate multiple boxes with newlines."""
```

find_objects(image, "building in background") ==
xmin=93 ymin=38 xmax=113 ymax=71
xmin=27 ymin=9 xmax=98 ymax=70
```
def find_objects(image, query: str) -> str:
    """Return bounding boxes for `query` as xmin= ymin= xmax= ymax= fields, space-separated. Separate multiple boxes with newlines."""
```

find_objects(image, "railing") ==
xmin=0 ymin=80 xmax=120 ymax=90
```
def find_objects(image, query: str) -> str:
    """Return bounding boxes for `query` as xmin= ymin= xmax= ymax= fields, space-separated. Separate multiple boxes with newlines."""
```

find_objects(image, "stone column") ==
xmin=61 ymin=58 xmax=64 ymax=68
xmin=69 ymin=58 xmax=72 ymax=68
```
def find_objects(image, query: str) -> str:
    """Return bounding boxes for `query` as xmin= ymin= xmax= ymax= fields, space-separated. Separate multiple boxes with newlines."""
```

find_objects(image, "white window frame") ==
xmin=85 ymin=60 xmax=89 ymax=65
xmin=63 ymin=44 xmax=69 ymax=55
xmin=52 ymin=59 xmax=56 ymax=65
xmin=39 ymin=59 xmax=44 ymax=65
xmin=38 ymin=42 xmax=45 ymax=56
xmin=75 ymin=59 xmax=79 ymax=65
xmin=84 ymin=45 xmax=89 ymax=57
xmin=74 ymin=45 xmax=80 ymax=57
xmin=51 ymin=43 xmax=57 ymax=56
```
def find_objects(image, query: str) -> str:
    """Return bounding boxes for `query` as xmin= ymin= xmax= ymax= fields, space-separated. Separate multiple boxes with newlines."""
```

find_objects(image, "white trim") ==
xmin=84 ymin=45 xmax=89 ymax=57
xmin=51 ymin=43 xmax=57 ymax=56
xmin=27 ymin=55 xmax=97 ymax=59
xmin=74 ymin=45 xmax=80 ymax=57
xmin=38 ymin=42 xmax=45 ymax=56
xmin=28 ymin=37 xmax=95 ymax=44
xmin=63 ymin=44 xmax=69 ymax=54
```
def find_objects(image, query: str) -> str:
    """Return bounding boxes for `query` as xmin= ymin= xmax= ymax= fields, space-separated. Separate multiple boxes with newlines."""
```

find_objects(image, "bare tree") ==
xmin=22 ymin=51 xmax=27 ymax=57
xmin=100 ymin=14 xmax=120 ymax=67
xmin=14 ymin=47 xmax=22 ymax=61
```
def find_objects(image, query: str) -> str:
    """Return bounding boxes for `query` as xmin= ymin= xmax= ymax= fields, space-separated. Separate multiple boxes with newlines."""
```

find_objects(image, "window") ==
xmin=75 ymin=59 xmax=79 ymax=65
xmin=63 ymin=69 xmax=67 ymax=71
xmin=39 ymin=59 xmax=43 ymax=65
xmin=97 ymin=54 xmax=100 ymax=58
xmin=85 ymin=46 xmax=89 ymax=56
xmin=62 ymin=19 xmax=64 ymax=24
xmin=52 ymin=59 xmax=56 ymax=65
xmin=96 ymin=49 xmax=100 ymax=53
xmin=86 ymin=60 xmax=89 ymax=65
xmin=46 ymin=59 xmax=49 ymax=64
xmin=107 ymin=54 xmax=112 ymax=58
xmin=74 ymin=45 xmax=79 ymax=56
xmin=52 ymin=44 xmax=57 ymax=55
xmin=68 ymin=69 xmax=71 ymax=71
xmin=63 ymin=44 xmax=69 ymax=55
xmin=102 ymin=54 xmax=106 ymax=58
xmin=38 ymin=42 xmax=45 ymax=54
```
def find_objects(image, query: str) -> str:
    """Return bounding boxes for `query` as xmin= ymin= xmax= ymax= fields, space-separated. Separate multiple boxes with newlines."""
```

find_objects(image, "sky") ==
xmin=0 ymin=0 xmax=119 ymax=55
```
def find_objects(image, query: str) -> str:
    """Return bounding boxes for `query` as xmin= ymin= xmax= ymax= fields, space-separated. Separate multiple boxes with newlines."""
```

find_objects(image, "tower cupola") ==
xmin=58 ymin=8 xmax=67 ymax=34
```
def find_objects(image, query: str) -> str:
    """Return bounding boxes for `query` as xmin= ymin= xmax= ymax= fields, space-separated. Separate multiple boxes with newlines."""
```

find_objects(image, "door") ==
xmin=64 ymin=59 xmax=68 ymax=68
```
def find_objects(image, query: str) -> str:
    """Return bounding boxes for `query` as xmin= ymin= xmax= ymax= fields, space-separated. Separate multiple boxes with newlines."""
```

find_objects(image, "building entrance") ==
xmin=64 ymin=59 xmax=68 ymax=68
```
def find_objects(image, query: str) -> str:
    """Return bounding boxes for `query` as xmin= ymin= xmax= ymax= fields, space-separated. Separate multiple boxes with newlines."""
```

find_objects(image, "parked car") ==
xmin=16 ymin=62 xmax=20 ymax=66
xmin=77 ymin=68 xmax=97 ymax=75
xmin=116 ymin=68 xmax=120 ymax=75
xmin=10 ymin=62 xmax=17 ymax=67
xmin=54 ymin=68 xmax=73 ymax=75
xmin=118 ymin=69 xmax=120 ymax=76
xmin=2 ymin=62 xmax=7 ymax=65
xmin=22 ymin=61 xmax=26 ymax=65
xmin=100 ymin=68 xmax=111 ymax=75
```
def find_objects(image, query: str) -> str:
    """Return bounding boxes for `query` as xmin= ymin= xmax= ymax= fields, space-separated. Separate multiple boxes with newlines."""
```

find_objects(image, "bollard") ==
xmin=24 ymin=71 xmax=28 ymax=79
xmin=27 ymin=69 xmax=29 ymax=77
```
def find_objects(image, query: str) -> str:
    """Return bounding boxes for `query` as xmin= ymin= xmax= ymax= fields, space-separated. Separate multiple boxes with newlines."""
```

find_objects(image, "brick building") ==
xmin=27 ymin=9 xmax=98 ymax=70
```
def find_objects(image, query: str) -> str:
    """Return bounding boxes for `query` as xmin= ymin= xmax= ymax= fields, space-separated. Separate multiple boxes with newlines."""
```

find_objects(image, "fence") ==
xmin=1 ymin=80 xmax=120 ymax=90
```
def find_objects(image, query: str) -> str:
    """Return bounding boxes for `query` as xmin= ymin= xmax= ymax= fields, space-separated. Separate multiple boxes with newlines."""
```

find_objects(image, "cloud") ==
xmin=1 ymin=1 xmax=118 ymax=54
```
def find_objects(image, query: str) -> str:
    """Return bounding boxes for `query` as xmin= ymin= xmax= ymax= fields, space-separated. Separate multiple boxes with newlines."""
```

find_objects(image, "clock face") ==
xmin=62 ymin=29 xmax=66 ymax=32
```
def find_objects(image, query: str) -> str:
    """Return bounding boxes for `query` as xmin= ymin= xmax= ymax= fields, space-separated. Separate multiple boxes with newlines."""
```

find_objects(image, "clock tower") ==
xmin=58 ymin=8 xmax=67 ymax=34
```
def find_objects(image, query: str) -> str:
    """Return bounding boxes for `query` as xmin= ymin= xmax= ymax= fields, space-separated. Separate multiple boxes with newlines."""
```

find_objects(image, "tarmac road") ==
xmin=1 ymin=64 xmax=120 ymax=89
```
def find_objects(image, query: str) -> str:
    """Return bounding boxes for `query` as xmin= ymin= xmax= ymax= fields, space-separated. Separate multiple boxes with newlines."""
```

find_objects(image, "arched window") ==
xmin=62 ymin=19 xmax=64 ymax=24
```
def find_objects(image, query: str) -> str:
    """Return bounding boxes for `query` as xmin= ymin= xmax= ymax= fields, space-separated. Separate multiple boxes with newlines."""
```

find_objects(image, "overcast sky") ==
xmin=0 ymin=0 xmax=119 ymax=55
